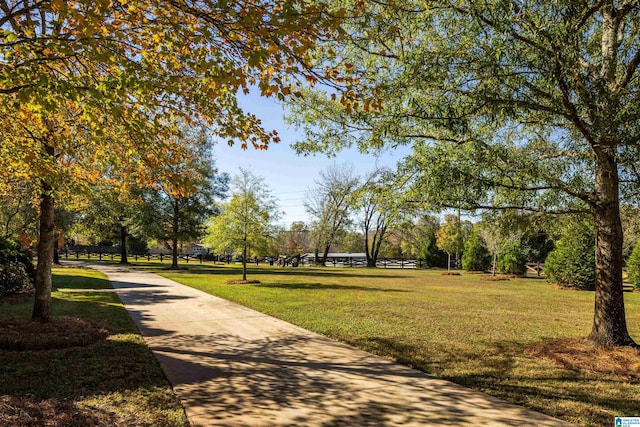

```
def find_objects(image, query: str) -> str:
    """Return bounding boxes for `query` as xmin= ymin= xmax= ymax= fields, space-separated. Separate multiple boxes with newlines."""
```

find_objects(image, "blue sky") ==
xmin=213 ymin=92 xmax=410 ymax=227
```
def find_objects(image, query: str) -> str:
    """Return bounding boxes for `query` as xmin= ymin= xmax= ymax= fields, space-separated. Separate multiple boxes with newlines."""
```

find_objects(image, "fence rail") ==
xmin=298 ymin=256 xmax=426 ymax=269
xmin=62 ymin=248 xmax=205 ymax=264
xmin=61 ymin=248 xmax=542 ymax=272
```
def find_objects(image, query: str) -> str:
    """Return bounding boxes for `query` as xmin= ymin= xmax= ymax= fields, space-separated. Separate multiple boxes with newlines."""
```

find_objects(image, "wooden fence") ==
xmin=62 ymin=247 xmax=205 ymax=264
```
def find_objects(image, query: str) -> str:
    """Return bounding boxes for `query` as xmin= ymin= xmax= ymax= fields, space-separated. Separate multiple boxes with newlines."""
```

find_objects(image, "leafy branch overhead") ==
xmin=0 ymin=0 xmax=342 ymax=321
xmin=287 ymin=0 xmax=640 ymax=347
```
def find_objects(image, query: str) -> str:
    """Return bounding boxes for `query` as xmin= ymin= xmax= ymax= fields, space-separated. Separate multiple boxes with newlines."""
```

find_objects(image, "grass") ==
xmin=0 ymin=267 xmax=188 ymax=427
xmin=137 ymin=261 xmax=640 ymax=427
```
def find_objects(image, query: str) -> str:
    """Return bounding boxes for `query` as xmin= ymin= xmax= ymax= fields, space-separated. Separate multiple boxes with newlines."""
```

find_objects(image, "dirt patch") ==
xmin=0 ymin=316 xmax=108 ymax=351
xmin=440 ymin=272 xmax=460 ymax=276
xmin=0 ymin=396 xmax=116 ymax=427
xmin=226 ymin=280 xmax=261 ymax=284
xmin=525 ymin=337 xmax=640 ymax=380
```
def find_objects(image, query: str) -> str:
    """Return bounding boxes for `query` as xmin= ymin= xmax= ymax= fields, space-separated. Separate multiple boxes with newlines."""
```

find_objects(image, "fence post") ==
xmin=401 ymin=257 xmax=404 ymax=269
xmin=186 ymin=254 xmax=190 ymax=263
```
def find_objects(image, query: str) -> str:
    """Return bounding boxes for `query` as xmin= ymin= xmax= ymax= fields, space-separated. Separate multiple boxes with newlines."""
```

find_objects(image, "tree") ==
xmin=305 ymin=163 xmax=359 ymax=266
xmin=136 ymin=128 xmax=229 ymax=269
xmin=436 ymin=214 xmax=471 ymax=272
xmin=521 ymin=231 xmax=555 ymax=267
xmin=288 ymin=1 xmax=640 ymax=346
xmin=496 ymin=240 xmax=527 ymax=276
xmin=204 ymin=168 xmax=280 ymax=280
xmin=341 ymin=231 xmax=365 ymax=253
xmin=462 ymin=229 xmax=491 ymax=272
xmin=1 ymin=0 xmax=340 ymax=322
xmin=398 ymin=215 xmax=447 ymax=268
xmin=626 ymin=240 xmax=640 ymax=291
xmin=545 ymin=220 xmax=596 ymax=291
xmin=477 ymin=219 xmax=523 ymax=277
xmin=275 ymin=221 xmax=311 ymax=256
xmin=621 ymin=204 xmax=640 ymax=259
xmin=0 ymin=180 xmax=38 ymax=244
xmin=69 ymin=181 xmax=137 ymax=264
xmin=353 ymin=169 xmax=406 ymax=267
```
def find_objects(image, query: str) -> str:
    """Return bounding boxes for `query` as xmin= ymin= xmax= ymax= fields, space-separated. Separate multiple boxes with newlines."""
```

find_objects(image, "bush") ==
xmin=462 ymin=231 xmax=491 ymax=271
xmin=627 ymin=240 xmax=640 ymax=290
xmin=0 ymin=262 xmax=33 ymax=296
xmin=544 ymin=220 xmax=595 ymax=290
xmin=0 ymin=239 xmax=34 ymax=296
xmin=497 ymin=240 xmax=526 ymax=275
xmin=418 ymin=233 xmax=448 ymax=268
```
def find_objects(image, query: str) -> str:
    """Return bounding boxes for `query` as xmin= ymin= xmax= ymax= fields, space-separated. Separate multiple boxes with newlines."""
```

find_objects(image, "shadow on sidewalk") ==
xmin=148 ymin=333 xmax=560 ymax=426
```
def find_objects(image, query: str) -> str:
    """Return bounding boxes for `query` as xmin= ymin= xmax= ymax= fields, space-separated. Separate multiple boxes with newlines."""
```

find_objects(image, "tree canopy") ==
xmin=1 ymin=0 xmax=340 ymax=321
xmin=287 ymin=0 xmax=640 ymax=346
xmin=205 ymin=168 xmax=279 ymax=280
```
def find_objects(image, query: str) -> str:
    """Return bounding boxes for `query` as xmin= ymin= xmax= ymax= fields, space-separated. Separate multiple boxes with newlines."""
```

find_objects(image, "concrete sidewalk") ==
xmin=91 ymin=264 xmax=566 ymax=426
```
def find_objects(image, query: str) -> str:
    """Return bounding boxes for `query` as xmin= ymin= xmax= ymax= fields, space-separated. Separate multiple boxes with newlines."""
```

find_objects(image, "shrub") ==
xmin=417 ymin=233 xmax=448 ymax=268
xmin=627 ymin=240 xmax=640 ymax=290
xmin=0 ymin=239 xmax=35 ymax=297
xmin=544 ymin=220 xmax=595 ymax=290
xmin=497 ymin=240 xmax=526 ymax=275
xmin=462 ymin=231 xmax=491 ymax=271
xmin=0 ymin=261 xmax=33 ymax=296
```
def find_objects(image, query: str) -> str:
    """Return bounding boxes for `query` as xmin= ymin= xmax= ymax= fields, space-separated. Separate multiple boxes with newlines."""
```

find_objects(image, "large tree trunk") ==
xmin=364 ymin=230 xmax=374 ymax=268
xmin=171 ymin=238 xmax=179 ymax=269
xmin=242 ymin=244 xmax=247 ymax=281
xmin=119 ymin=223 xmax=128 ymax=264
xmin=53 ymin=230 xmax=60 ymax=265
xmin=588 ymin=151 xmax=635 ymax=347
xmin=321 ymin=244 xmax=331 ymax=267
xmin=33 ymin=180 xmax=55 ymax=322
xmin=313 ymin=247 xmax=321 ymax=266
xmin=371 ymin=231 xmax=385 ymax=268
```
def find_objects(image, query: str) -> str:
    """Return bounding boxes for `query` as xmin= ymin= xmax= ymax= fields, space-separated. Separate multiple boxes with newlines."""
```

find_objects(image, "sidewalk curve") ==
xmin=90 ymin=264 xmax=567 ymax=427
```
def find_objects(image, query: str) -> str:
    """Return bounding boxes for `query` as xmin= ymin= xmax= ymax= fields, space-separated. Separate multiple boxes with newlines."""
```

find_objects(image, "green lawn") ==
xmin=147 ymin=262 xmax=640 ymax=427
xmin=0 ymin=267 xmax=188 ymax=426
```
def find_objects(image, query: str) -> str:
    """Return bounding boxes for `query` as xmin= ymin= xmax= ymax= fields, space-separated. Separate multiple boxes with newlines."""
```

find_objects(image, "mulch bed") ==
xmin=0 ymin=316 xmax=108 ymax=351
xmin=525 ymin=337 xmax=640 ymax=381
xmin=52 ymin=263 xmax=88 ymax=269
xmin=481 ymin=274 xmax=517 ymax=281
xmin=0 ymin=396 xmax=116 ymax=427
xmin=226 ymin=280 xmax=261 ymax=284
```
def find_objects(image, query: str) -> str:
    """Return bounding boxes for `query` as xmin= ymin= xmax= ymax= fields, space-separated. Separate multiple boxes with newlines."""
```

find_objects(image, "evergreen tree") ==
xmin=462 ymin=231 xmax=491 ymax=272
xmin=545 ymin=220 xmax=596 ymax=291
xmin=626 ymin=240 xmax=640 ymax=291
